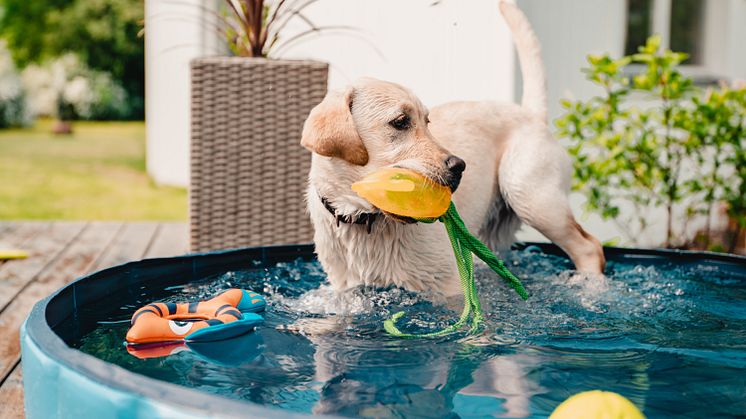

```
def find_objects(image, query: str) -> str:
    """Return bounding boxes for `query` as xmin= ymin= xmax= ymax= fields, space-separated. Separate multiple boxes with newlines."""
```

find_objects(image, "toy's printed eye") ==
xmin=390 ymin=115 xmax=411 ymax=130
xmin=169 ymin=320 xmax=193 ymax=335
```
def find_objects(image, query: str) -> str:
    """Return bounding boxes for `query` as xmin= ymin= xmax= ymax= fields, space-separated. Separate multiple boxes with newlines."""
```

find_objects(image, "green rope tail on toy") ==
xmin=383 ymin=202 xmax=529 ymax=338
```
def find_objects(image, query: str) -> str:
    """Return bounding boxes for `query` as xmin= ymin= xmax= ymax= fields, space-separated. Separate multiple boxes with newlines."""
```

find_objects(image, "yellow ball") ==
xmin=550 ymin=390 xmax=645 ymax=419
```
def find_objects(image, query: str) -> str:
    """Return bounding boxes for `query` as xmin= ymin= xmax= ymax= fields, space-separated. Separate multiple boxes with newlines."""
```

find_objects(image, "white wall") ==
xmin=517 ymin=0 xmax=627 ymax=121
xmin=519 ymin=0 xmax=746 ymax=124
xmin=279 ymin=0 xmax=517 ymax=107
xmin=705 ymin=0 xmax=746 ymax=81
xmin=514 ymin=0 xmax=631 ymax=245
xmin=145 ymin=0 xmax=517 ymax=187
xmin=145 ymin=0 xmax=223 ymax=186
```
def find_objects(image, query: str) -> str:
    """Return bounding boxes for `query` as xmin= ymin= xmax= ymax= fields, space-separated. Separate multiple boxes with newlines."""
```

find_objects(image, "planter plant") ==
xmin=190 ymin=0 xmax=340 ymax=251
xmin=557 ymin=35 xmax=746 ymax=253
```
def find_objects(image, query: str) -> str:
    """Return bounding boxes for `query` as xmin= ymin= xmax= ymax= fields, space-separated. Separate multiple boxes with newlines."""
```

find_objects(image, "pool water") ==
xmin=69 ymin=248 xmax=745 ymax=418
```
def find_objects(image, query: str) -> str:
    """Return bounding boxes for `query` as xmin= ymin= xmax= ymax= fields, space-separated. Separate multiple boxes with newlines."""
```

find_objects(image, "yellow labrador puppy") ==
xmin=301 ymin=2 xmax=605 ymax=300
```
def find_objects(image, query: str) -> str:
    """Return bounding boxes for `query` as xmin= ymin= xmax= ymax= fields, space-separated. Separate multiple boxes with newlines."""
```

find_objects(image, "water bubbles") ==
xmin=75 ymin=249 xmax=746 ymax=418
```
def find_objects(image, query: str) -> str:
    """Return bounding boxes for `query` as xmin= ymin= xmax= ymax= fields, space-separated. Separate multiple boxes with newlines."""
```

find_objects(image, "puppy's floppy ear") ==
xmin=301 ymin=88 xmax=369 ymax=166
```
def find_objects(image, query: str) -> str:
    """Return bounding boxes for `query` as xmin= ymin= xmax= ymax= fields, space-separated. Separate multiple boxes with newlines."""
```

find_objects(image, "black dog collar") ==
xmin=320 ymin=195 xmax=378 ymax=233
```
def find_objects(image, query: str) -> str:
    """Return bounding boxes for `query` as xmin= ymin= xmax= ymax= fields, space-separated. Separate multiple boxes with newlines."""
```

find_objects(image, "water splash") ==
xmin=73 ymin=248 xmax=746 ymax=418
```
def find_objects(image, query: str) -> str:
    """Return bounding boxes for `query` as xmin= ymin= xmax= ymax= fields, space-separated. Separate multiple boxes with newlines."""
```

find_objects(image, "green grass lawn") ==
xmin=0 ymin=120 xmax=187 ymax=220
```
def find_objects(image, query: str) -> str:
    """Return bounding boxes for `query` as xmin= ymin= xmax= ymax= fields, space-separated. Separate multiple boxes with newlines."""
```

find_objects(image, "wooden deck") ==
xmin=0 ymin=222 xmax=188 ymax=419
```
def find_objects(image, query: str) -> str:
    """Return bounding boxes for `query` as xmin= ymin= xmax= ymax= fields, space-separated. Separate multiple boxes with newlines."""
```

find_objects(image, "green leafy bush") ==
xmin=557 ymin=35 xmax=746 ymax=251
xmin=0 ymin=41 xmax=29 ymax=128
xmin=0 ymin=0 xmax=144 ymax=119
xmin=21 ymin=53 xmax=128 ymax=121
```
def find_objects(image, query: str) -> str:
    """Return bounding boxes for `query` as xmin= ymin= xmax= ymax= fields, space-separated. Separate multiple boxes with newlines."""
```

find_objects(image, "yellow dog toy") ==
xmin=550 ymin=390 xmax=645 ymax=419
xmin=0 ymin=249 xmax=28 ymax=260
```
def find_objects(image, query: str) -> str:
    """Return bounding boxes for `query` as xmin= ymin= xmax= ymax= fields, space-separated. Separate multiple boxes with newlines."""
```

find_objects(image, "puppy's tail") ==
xmin=499 ymin=1 xmax=548 ymax=122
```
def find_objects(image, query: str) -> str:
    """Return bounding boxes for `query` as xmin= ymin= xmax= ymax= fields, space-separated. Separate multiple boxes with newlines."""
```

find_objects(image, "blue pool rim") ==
xmin=21 ymin=242 xmax=746 ymax=418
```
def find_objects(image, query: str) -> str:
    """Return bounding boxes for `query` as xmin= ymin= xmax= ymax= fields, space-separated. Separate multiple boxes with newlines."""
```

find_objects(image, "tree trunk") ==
xmin=53 ymin=120 xmax=72 ymax=135
xmin=665 ymin=202 xmax=673 ymax=248
xmin=729 ymin=223 xmax=742 ymax=254
xmin=703 ymin=202 xmax=713 ymax=249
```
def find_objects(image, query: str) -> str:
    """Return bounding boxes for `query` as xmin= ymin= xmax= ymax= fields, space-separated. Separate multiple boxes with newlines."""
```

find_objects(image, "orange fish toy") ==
xmin=126 ymin=289 xmax=265 ymax=346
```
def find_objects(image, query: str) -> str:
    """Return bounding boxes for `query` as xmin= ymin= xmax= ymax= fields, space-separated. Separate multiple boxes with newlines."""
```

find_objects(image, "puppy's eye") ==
xmin=426 ymin=116 xmax=431 ymax=124
xmin=389 ymin=115 xmax=411 ymax=130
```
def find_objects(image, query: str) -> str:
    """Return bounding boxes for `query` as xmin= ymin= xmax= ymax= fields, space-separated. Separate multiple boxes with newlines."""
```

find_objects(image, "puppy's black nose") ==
xmin=445 ymin=155 xmax=466 ymax=174
xmin=444 ymin=155 xmax=466 ymax=191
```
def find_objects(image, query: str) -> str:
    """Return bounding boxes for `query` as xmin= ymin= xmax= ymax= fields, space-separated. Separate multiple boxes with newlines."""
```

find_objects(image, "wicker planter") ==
xmin=190 ymin=57 xmax=328 ymax=252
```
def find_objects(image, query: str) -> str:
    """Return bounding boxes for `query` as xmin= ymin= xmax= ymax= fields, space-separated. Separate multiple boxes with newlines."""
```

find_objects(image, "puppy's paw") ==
xmin=567 ymin=271 xmax=609 ymax=293
xmin=563 ymin=271 xmax=612 ymax=312
xmin=277 ymin=316 xmax=345 ymax=337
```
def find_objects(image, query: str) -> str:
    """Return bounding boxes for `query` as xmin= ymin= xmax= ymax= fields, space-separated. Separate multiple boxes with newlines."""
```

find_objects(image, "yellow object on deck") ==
xmin=550 ymin=390 xmax=645 ymax=419
xmin=351 ymin=168 xmax=452 ymax=219
xmin=0 ymin=249 xmax=28 ymax=260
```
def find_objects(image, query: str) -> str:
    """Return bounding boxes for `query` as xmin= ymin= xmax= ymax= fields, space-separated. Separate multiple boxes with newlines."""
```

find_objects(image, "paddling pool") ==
xmin=21 ymin=243 xmax=746 ymax=418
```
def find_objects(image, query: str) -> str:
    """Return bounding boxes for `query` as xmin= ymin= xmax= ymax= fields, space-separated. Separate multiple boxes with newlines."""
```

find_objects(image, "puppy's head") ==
xmin=301 ymin=78 xmax=466 ymax=193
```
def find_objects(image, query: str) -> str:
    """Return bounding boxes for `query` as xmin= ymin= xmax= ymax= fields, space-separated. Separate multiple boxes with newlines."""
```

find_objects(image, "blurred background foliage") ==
xmin=0 ymin=0 xmax=183 ymax=221
xmin=0 ymin=0 xmax=144 ymax=120
xmin=558 ymin=35 xmax=746 ymax=252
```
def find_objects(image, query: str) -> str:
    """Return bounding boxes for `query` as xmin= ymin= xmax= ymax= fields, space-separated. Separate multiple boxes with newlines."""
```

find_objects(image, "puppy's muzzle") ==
xmin=444 ymin=155 xmax=466 ymax=191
